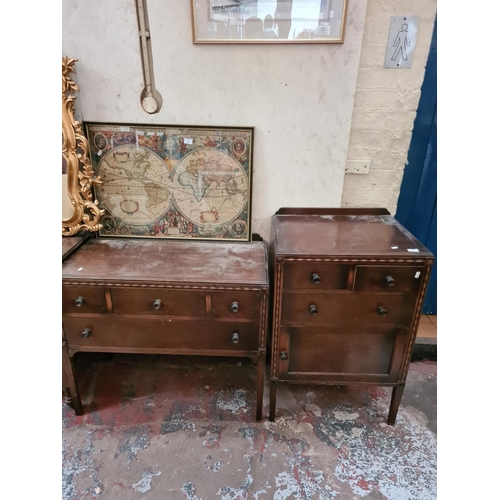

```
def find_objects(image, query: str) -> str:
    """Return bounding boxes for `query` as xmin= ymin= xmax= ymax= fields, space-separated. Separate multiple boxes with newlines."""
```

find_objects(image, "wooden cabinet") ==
xmin=269 ymin=208 xmax=434 ymax=424
xmin=62 ymin=238 xmax=269 ymax=420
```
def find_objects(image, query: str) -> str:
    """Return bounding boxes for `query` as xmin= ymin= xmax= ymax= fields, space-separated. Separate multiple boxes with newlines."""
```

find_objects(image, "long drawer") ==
xmin=63 ymin=317 xmax=259 ymax=351
xmin=281 ymin=292 xmax=416 ymax=326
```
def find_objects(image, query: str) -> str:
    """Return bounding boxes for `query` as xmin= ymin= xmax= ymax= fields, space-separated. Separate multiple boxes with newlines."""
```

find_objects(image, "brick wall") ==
xmin=341 ymin=0 xmax=437 ymax=214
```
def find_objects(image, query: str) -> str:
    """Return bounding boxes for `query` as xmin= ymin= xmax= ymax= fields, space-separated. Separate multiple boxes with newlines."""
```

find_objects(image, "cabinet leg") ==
xmin=256 ymin=355 xmax=265 ymax=421
xmin=388 ymin=384 xmax=405 ymax=425
xmin=269 ymin=381 xmax=277 ymax=422
xmin=63 ymin=387 xmax=72 ymax=406
xmin=62 ymin=349 xmax=82 ymax=415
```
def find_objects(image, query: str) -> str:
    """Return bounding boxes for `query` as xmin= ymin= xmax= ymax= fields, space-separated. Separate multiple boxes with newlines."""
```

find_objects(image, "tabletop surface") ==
xmin=62 ymin=238 xmax=268 ymax=285
xmin=272 ymin=214 xmax=433 ymax=258
xmin=62 ymin=233 xmax=92 ymax=261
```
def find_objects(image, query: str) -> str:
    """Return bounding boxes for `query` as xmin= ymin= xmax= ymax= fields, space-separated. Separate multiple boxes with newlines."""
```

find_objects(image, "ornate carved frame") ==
xmin=62 ymin=57 xmax=103 ymax=236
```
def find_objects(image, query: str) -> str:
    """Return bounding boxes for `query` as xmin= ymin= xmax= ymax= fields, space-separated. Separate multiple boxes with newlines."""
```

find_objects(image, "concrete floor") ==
xmin=62 ymin=354 xmax=437 ymax=500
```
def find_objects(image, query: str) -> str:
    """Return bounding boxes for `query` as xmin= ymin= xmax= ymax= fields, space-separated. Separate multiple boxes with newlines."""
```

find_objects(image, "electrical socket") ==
xmin=345 ymin=160 xmax=371 ymax=174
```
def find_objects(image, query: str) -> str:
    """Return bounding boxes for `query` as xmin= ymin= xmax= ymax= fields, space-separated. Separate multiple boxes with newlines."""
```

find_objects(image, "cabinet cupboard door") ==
xmin=278 ymin=326 xmax=408 ymax=383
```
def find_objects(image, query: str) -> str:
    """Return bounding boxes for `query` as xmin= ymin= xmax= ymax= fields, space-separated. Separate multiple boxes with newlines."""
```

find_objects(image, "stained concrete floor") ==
xmin=62 ymin=354 xmax=437 ymax=500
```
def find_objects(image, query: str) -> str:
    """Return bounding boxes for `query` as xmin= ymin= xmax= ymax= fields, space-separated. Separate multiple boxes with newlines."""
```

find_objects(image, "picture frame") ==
xmin=62 ymin=57 xmax=103 ymax=236
xmin=84 ymin=122 xmax=254 ymax=242
xmin=191 ymin=0 xmax=348 ymax=44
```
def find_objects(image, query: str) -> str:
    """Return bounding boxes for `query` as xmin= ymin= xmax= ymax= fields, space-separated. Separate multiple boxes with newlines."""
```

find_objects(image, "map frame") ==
xmin=84 ymin=122 xmax=254 ymax=242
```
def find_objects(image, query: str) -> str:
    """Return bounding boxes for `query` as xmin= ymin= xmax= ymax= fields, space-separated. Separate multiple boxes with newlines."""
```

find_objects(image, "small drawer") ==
xmin=62 ymin=286 xmax=107 ymax=314
xmin=354 ymin=266 xmax=424 ymax=294
xmin=211 ymin=291 xmax=261 ymax=320
xmin=281 ymin=292 xmax=416 ymax=326
xmin=111 ymin=288 xmax=206 ymax=317
xmin=283 ymin=262 xmax=350 ymax=290
xmin=63 ymin=317 xmax=259 ymax=352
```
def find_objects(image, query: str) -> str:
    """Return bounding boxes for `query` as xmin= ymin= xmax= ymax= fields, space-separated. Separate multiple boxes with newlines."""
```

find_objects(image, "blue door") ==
xmin=395 ymin=19 xmax=437 ymax=314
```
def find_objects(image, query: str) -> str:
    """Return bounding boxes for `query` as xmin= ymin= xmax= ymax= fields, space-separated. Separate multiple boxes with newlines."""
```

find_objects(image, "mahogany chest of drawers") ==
xmin=62 ymin=238 xmax=269 ymax=420
xmin=269 ymin=208 xmax=434 ymax=424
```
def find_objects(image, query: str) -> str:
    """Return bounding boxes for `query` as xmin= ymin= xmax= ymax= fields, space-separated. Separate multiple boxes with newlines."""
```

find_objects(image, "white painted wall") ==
xmin=62 ymin=0 xmax=367 ymax=241
xmin=341 ymin=0 xmax=437 ymax=214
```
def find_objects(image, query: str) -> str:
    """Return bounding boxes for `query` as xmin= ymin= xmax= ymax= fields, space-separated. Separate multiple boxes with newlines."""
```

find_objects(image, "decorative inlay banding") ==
xmin=63 ymin=283 xmax=264 ymax=292
xmin=259 ymin=293 xmax=268 ymax=347
xmin=284 ymin=257 xmax=426 ymax=264
xmin=206 ymin=293 xmax=212 ymax=315
xmin=400 ymin=264 xmax=433 ymax=380
xmin=271 ymin=261 xmax=283 ymax=378
xmin=105 ymin=289 xmax=113 ymax=313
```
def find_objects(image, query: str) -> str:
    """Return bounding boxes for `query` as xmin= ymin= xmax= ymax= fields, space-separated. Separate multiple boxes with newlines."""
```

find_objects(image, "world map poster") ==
xmin=85 ymin=123 xmax=253 ymax=242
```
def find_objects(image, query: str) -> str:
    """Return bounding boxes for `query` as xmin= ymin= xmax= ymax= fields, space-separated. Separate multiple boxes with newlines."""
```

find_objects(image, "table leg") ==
xmin=387 ymin=384 xmax=405 ymax=425
xmin=62 ymin=347 xmax=82 ymax=415
xmin=269 ymin=380 xmax=277 ymax=422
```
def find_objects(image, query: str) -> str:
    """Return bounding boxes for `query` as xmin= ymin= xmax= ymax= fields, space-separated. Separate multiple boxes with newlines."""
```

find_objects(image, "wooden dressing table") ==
xmin=62 ymin=237 xmax=269 ymax=420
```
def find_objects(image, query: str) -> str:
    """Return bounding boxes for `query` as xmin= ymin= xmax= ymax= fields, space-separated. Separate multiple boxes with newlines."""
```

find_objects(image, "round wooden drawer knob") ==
xmin=81 ymin=328 xmax=92 ymax=339
xmin=311 ymin=273 xmax=321 ymax=284
xmin=74 ymin=296 xmax=85 ymax=307
xmin=309 ymin=304 xmax=318 ymax=315
xmin=377 ymin=306 xmax=388 ymax=316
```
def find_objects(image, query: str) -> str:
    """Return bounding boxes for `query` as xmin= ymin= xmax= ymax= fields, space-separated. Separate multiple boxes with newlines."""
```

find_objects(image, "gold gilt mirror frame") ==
xmin=62 ymin=57 xmax=103 ymax=236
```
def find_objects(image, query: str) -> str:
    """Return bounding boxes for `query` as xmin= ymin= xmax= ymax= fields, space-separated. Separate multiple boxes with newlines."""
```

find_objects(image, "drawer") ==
xmin=62 ymin=286 xmax=107 ymax=314
xmin=283 ymin=262 xmax=350 ymax=291
xmin=281 ymin=292 xmax=416 ymax=326
xmin=63 ymin=317 xmax=259 ymax=351
xmin=278 ymin=325 xmax=408 ymax=379
xmin=354 ymin=265 xmax=424 ymax=294
xmin=111 ymin=288 xmax=206 ymax=317
xmin=211 ymin=291 xmax=261 ymax=320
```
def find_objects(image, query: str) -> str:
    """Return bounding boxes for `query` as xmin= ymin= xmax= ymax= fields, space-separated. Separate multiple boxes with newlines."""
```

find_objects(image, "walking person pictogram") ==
xmin=392 ymin=23 xmax=410 ymax=60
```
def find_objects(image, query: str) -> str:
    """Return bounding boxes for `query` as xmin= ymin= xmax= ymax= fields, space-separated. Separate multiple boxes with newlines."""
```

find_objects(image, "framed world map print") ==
xmin=84 ymin=122 xmax=253 ymax=242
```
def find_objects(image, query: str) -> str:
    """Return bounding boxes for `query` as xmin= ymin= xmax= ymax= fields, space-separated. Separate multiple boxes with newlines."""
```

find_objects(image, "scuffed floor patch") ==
xmin=132 ymin=470 xmax=161 ymax=493
xmin=216 ymin=388 xmax=249 ymax=415
xmin=63 ymin=354 xmax=436 ymax=499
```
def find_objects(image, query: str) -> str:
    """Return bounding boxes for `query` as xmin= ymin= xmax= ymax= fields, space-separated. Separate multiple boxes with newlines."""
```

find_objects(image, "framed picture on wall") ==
xmin=191 ymin=0 xmax=348 ymax=44
xmin=84 ymin=122 xmax=254 ymax=242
